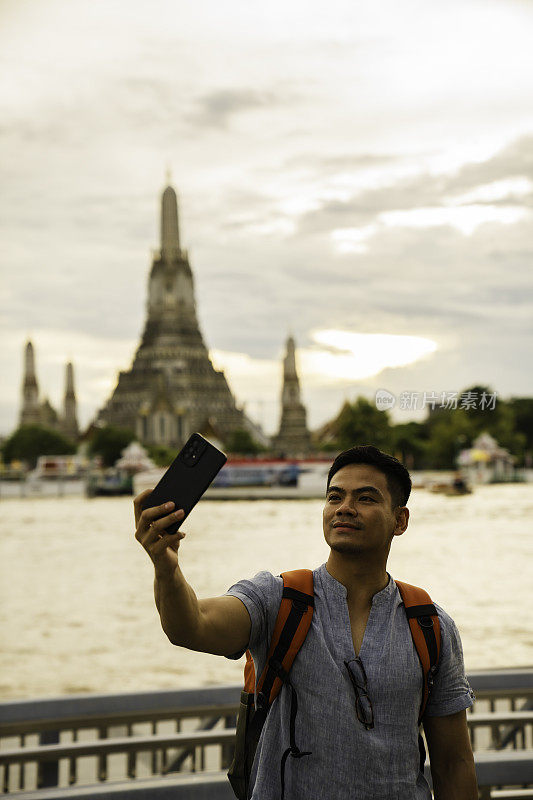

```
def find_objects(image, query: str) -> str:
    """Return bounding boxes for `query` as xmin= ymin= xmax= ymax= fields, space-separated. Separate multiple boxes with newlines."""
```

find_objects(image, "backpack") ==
xmin=227 ymin=569 xmax=441 ymax=800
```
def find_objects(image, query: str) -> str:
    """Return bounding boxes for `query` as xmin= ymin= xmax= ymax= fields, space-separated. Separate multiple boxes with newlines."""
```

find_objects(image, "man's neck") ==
xmin=326 ymin=552 xmax=390 ymax=609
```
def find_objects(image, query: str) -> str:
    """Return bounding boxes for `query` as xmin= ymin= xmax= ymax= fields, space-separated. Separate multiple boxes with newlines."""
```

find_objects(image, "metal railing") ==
xmin=1 ymin=669 xmax=532 ymax=798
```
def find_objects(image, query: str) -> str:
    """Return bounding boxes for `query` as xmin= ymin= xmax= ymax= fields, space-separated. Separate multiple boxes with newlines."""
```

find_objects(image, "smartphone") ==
xmin=143 ymin=433 xmax=227 ymax=534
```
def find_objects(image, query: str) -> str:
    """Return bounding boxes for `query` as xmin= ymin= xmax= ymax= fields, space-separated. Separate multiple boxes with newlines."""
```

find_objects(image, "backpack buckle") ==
xmin=256 ymin=691 xmax=268 ymax=711
xmin=269 ymin=658 xmax=289 ymax=682
xmin=418 ymin=615 xmax=434 ymax=629
xmin=427 ymin=665 xmax=438 ymax=690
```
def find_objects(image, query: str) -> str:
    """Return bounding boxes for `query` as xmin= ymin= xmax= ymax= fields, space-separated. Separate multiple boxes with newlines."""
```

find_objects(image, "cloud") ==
xmin=292 ymin=134 xmax=533 ymax=238
xmin=283 ymin=152 xmax=402 ymax=172
xmin=187 ymin=87 xmax=295 ymax=129
xmin=446 ymin=134 xmax=533 ymax=192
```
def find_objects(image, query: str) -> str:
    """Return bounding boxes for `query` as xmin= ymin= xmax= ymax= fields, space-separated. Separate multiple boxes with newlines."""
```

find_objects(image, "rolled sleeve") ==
xmin=224 ymin=571 xmax=282 ymax=661
xmin=424 ymin=604 xmax=475 ymax=717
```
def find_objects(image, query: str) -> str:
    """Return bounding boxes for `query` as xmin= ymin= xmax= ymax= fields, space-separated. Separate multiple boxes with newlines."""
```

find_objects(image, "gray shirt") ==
xmin=226 ymin=563 xmax=475 ymax=800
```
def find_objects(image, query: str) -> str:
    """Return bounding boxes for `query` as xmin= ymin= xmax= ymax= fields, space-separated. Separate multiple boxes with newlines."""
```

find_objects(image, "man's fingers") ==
xmin=136 ymin=509 xmax=185 ymax=545
xmin=152 ymin=530 xmax=186 ymax=552
xmin=138 ymin=501 xmax=179 ymax=531
xmin=133 ymin=489 xmax=152 ymax=516
xmin=134 ymin=488 xmax=152 ymax=507
xmin=133 ymin=489 xmax=155 ymax=526
xmin=149 ymin=509 xmax=184 ymax=534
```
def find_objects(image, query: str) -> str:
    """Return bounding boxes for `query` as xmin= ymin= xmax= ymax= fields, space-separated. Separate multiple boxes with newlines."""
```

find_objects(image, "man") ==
xmin=134 ymin=445 xmax=478 ymax=799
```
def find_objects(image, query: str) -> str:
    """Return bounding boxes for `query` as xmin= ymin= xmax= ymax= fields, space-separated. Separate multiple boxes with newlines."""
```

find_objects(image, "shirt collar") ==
xmin=318 ymin=563 xmax=396 ymax=605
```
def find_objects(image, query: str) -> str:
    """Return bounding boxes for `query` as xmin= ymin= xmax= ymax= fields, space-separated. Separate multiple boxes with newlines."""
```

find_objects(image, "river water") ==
xmin=0 ymin=485 xmax=532 ymax=700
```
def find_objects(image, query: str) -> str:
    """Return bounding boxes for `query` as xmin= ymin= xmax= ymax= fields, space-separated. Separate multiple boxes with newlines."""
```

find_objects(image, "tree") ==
xmin=391 ymin=422 xmax=428 ymax=469
xmin=423 ymin=408 xmax=473 ymax=469
xmin=422 ymin=387 xmax=526 ymax=468
xmin=225 ymin=428 xmax=264 ymax=456
xmin=508 ymin=398 xmax=533 ymax=462
xmin=87 ymin=425 xmax=136 ymax=467
xmin=1 ymin=425 xmax=76 ymax=469
xmin=147 ymin=444 xmax=178 ymax=467
xmin=335 ymin=398 xmax=393 ymax=452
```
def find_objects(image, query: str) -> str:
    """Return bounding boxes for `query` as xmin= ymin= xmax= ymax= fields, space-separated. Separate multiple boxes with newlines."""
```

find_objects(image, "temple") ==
xmin=19 ymin=341 xmax=79 ymax=439
xmin=96 ymin=181 xmax=259 ymax=448
xmin=272 ymin=335 xmax=311 ymax=457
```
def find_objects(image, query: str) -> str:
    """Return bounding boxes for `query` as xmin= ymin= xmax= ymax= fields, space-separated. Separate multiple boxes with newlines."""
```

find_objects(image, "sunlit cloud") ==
xmin=380 ymin=205 xmax=528 ymax=235
xmin=302 ymin=329 xmax=437 ymax=382
xmin=211 ymin=331 xmax=437 ymax=396
xmin=210 ymin=349 xmax=278 ymax=382
xmin=446 ymin=178 xmax=533 ymax=206
xmin=331 ymin=225 xmax=379 ymax=253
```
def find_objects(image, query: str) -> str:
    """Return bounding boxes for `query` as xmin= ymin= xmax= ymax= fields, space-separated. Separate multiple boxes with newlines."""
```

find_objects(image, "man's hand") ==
xmin=134 ymin=489 xmax=186 ymax=576
xmin=133 ymin=488 xmax=251 ymax=655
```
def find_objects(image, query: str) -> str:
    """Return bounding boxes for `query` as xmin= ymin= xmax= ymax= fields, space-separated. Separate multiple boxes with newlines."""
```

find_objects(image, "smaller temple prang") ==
xmin=62 ymin=361 xmax=79 ymax=440
xmin=18 ymin=340 xmax=80 ymax=441
xmin=20 ymin=341 xmax=41 ymax=426
xmin=272 ymin=335 xmax=311 ymax=457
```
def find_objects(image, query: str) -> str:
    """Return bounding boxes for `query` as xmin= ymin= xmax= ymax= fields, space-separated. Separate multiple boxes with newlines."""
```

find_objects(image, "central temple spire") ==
xmin=161 ymin=183 xmax=180 ymax=261
xmin=96 ymin=179 xmax=266 ymax=450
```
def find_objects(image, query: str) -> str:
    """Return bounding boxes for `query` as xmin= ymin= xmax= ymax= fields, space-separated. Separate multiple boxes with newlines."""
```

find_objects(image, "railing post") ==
xmin=151 ymin=721 xmax=158 ymax=774
xmin=221 ymin=713 xmax=236 ymax=770
xmin=69 ymin=729 xmax=78 ymax=785
xmin=37 ymin=730 xmax=59 ymax=788
xmin=98 ymin=725 xmax=108 ymax=781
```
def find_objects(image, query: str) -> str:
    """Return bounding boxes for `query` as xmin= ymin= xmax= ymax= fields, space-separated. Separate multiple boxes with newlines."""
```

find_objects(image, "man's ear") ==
xmin=393 ymin=506 xmax=409 ymax=537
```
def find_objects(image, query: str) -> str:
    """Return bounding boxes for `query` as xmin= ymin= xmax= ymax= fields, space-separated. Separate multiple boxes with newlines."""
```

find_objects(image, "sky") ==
xmin=1 ymin=0 xmax=532 ymax=437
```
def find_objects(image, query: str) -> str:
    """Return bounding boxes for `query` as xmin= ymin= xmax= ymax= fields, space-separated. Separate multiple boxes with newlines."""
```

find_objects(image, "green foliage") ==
xmin=1 ymin=425 xmax=76 ymax=468
xmin=316 ymin=387 xmax=532 ymax=470
xmin=147 ymin=444 xmax=178 ymax=467
xmin=88 ymin=425 xmax=136 ymax=467
xmin=334 ymin=398 xmax=393 ymax=452
xmin=391 ymin=422 xmax=428 ymax=468
xmin=508 ymin=398 xmax=533 ymax=452
xmin=422 ymin=386 xmax=526 ymax=468
xmin=422 ymin=408 xmax=473 ymax=469
xmin=225 ymin=428 xmax=264 ymax=455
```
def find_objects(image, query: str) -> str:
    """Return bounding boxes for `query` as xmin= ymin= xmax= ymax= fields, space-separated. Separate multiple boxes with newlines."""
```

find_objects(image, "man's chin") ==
xmin=329 ymin=541 xmax=367 ymax=556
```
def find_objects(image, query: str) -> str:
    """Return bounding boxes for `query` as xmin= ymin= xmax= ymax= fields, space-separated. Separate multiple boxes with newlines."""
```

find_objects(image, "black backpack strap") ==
xmin=279 ymin=679 xmax=312 ymax=800
xmin=396 ymin=581 xmax=442 ymax=774
xmin=256 ymin=583 xmax=314 ymax=712
xmin=247 ymin=570 xmax=314 ymax=799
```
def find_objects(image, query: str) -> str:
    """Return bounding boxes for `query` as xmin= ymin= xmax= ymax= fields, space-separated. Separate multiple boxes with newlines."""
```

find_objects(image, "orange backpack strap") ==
xmin=254 ymin=569 xmax=314 ymax=713
xmin=395 ymin=580 xmax=441 ymax=724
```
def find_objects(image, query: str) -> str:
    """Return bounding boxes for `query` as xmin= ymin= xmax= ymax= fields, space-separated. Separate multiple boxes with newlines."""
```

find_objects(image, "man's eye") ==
xmin=359 ymin=495 xmax=374 ymax=502
xmin=328 ymin=494 xmax=340 ymax=501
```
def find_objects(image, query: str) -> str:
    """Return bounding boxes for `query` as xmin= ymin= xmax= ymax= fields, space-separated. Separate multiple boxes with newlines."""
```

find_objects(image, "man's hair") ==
xmin=326 ymin=445 xmax=412 ymax=508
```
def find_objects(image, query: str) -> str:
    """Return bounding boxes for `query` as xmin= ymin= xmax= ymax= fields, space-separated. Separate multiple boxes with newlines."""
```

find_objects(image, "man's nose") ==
xmin=336 ymin=498 xmax=357 ymax=515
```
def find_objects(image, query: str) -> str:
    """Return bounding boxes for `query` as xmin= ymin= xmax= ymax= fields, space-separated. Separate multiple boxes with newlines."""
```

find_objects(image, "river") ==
xmin=0 ymin=484 xmax=532 ymax=700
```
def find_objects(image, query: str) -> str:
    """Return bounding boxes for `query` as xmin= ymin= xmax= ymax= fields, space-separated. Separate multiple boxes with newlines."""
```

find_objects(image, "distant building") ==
xmin=271 ymin=336 xmax=311 ymax=457
xmin=96 ymin=180 xmax=263 ymax=449
xmin=19 ymin=341 xmax=79 ymax=439
xmin=457 ymin=432 xmax=517 ymax=483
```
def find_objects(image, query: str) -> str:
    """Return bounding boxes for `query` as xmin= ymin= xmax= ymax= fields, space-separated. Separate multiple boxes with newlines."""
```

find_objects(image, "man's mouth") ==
xmin=333 ymin=522 xmax=363 ymax=531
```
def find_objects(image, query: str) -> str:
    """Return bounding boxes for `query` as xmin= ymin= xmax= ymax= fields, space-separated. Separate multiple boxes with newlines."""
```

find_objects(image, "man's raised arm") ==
xmin=134 ymin=490 xmax=251 ymax=657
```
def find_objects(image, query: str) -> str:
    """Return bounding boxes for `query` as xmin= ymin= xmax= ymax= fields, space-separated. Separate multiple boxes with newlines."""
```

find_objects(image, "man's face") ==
xmin=322 ymin=463 xmax=407 ymax=557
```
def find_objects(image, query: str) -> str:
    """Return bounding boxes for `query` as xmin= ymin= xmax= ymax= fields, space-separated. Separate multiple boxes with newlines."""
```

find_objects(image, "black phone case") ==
xmin=143 ymin=433 xmax=227 ymax=534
